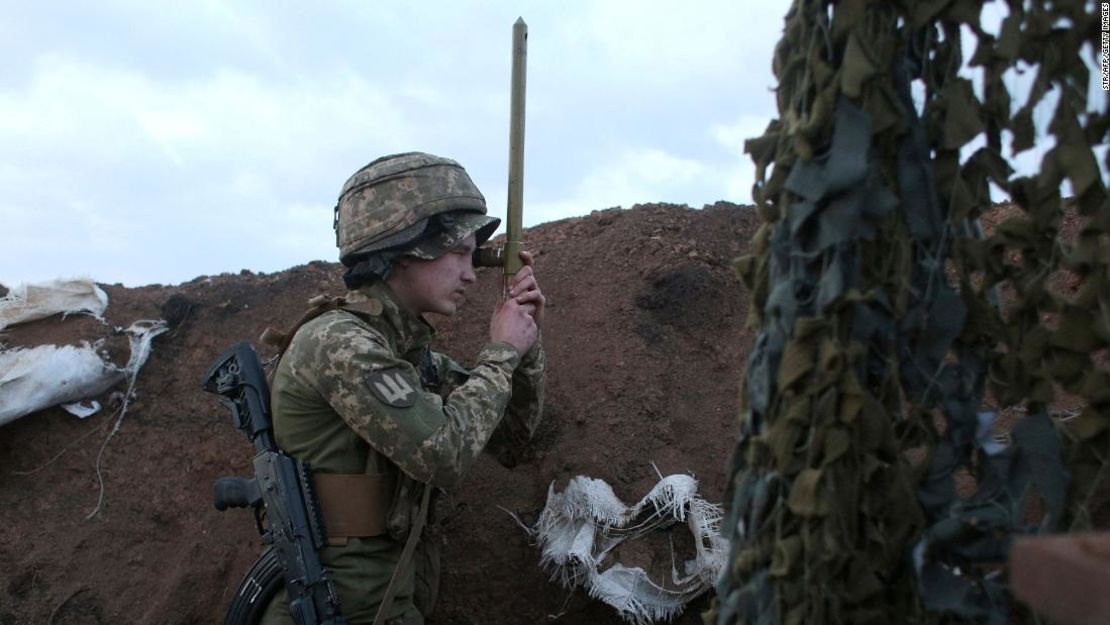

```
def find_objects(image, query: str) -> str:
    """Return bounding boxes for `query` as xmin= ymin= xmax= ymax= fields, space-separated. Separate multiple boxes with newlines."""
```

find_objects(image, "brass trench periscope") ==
xmin=474 ymin=17 xmax=527 ymax=291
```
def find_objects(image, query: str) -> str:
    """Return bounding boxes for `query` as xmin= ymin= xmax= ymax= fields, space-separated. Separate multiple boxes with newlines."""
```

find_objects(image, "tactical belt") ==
xmin=313 ymin=473 xmax=395 ymax=542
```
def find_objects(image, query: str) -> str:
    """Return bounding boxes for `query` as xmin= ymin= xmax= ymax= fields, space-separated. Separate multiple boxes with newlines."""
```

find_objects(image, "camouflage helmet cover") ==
xmin=334 ymin=152 xmax=497 ymax=265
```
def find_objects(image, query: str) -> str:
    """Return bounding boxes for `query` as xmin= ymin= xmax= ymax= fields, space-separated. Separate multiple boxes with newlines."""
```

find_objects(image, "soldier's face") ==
xmin=389 ymin=234 xmax=478 ymax=316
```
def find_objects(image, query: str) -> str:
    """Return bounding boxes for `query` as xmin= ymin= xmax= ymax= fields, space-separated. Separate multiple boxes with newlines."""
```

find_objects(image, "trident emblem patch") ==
xmin=367 ymin=369 xmax=416 ymax=407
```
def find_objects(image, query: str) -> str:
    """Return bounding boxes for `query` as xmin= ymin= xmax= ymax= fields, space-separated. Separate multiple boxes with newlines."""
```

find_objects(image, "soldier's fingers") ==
xmin=509 ymin=266 xmax=534 ymax=290
xmin=500 ymin=296 xmax=528 ymax=313
xmin=509 ymin=275 xmax=538 ymax=297
xmin=515 ymin=290 xmax=544 ymax=306
xmin=493 ymin=296 xmax=516 ymax=316
xmin=519 ymin=250 xmax=535 ymax=267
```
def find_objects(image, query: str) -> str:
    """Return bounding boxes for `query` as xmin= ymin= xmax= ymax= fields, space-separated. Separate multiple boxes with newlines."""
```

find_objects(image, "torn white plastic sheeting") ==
xmin=62 ymin=400 xmax=102 ymax=419
xmin=527 ymin=473 xmax=729 ymax=625
xmin=0 ymin=279 xmax=109 ymax=331
xmin=0 ymin=320 xmax=168 ymax=426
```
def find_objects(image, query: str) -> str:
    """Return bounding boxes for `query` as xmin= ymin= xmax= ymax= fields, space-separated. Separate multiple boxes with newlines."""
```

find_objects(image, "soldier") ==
xmin=261 ymin=152 xmax=545 ymax=625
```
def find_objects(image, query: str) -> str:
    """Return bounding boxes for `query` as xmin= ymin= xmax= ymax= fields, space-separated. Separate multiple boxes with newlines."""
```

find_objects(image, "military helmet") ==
xmin=334 ymin=152 xmax=500 ymax=267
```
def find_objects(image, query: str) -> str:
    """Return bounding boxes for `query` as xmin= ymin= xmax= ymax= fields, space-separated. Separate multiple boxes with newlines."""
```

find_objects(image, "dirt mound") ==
xmin=0 ymin=202 xmax=759 ymax=625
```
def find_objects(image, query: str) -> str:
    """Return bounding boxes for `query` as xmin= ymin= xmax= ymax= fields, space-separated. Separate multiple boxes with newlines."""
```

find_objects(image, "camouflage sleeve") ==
xmin=486 ymin=335 xmax=545 ymax=467
xmin=291 ymin=313 xmax=521 ymax=488
xmin=433 ymin=335 xmax=546 ymax=468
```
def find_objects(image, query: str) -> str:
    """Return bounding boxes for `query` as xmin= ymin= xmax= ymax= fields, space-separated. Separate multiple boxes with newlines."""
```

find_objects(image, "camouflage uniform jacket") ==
xmin=267 ymin=280 xmax=545 ymax=624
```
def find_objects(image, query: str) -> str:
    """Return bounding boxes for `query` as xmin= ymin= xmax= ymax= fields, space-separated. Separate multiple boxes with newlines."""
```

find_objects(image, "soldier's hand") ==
xmin=490 ymin=297 xmax=538 ymax=356
xmin=508 ymin=251 xmax=545 ymax=329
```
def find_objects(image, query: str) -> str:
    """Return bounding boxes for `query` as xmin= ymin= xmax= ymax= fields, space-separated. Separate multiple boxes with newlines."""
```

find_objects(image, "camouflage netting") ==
xmin=711 ymin=1 xmax=1108 ymax=624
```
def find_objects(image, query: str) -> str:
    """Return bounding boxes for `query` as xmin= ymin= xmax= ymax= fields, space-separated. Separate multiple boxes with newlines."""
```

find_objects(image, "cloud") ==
xmin=506 ymin=116 xmax=771 ymax=233
xmin=711 ymin=114 xmax=771 ymax=205
xmin=525 ymin=146 xmax=720 ymax=228
xmin=0 ymin=56 xmax=420 ymax=285
xmin=0 ymin=2 xmax=797 ymax=286
xmin=560 ymin=2 xmax=785 ymax=83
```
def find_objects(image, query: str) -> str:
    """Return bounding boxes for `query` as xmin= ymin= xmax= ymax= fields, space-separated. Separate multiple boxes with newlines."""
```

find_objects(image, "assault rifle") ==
xmin=203 ymin=341 xmax=347 ymax=625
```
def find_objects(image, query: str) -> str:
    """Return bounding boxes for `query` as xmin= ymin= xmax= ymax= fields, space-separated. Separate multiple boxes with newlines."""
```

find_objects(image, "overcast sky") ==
xmin=1 ymin=2 xmax=1103 ymax=287
xmin=0 ymin=1 xmax=792 ymax=287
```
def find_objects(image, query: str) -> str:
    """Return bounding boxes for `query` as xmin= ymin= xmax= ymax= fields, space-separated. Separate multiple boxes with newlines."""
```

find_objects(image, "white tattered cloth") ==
xmin=0 ymin=278 xmax=108 ymax=331
xmin=525 ymin=473 xmax=729 ymax=625
xmin=0 ymin=279 xmax=167 ymax=426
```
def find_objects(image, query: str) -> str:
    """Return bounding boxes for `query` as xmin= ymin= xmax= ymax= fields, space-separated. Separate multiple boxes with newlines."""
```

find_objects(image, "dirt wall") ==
xmin=0 ymin=202 xmax=759 ymax=625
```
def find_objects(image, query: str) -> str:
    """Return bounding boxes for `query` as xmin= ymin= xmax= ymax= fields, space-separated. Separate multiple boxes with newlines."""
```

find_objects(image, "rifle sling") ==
xmin=313 ymin=473 xmax=394 ymax=541
xmin=373 ymin=484 xmax=432 ymax=625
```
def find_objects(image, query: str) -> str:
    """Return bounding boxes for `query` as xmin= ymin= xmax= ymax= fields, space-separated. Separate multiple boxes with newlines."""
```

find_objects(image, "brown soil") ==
xmin=0 ymin=202 xmax=759 ymax=625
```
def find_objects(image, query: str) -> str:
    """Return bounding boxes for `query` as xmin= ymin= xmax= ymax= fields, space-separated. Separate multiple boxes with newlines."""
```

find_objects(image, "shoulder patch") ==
xmin=367 ymin=368 xmax=417 ymax=407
